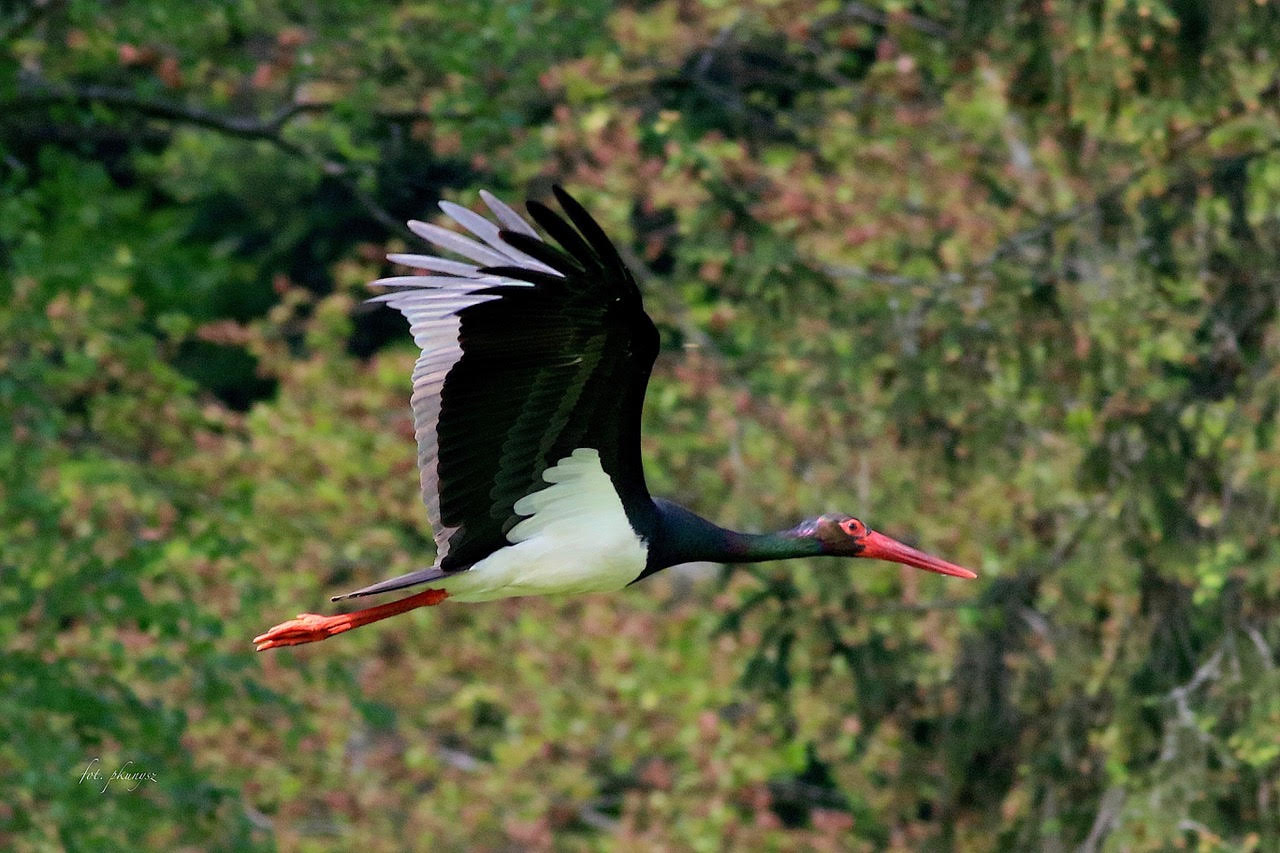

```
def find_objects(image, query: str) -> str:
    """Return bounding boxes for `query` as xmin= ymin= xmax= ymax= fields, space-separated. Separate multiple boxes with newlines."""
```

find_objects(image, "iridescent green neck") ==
xmin=645 ymin=499 xmax=823 ymax=570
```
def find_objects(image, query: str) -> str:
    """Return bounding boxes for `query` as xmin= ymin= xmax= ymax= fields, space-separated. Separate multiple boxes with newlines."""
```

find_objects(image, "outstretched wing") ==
xmin=341 ymin=187 xmax=658 ymax=598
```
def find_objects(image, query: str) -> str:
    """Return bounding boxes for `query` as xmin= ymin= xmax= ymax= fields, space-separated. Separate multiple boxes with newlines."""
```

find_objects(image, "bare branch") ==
xmin=1077 ymin=786 xmax=1126 ymax=853
xmin=5 ymin=77 xmax=323 ymax=141
xmin=4 ymin=76 xmax=453 ymax=136
xmin=4 ymin=75 xmax=413 ymax=240
xmin=1243 ymin=623 xmax=1275 ymax=670
xmin=317 ymin=158 xmax=409 ymax=238
xmin=1158 ymin=645 xmax=1231 ymax=766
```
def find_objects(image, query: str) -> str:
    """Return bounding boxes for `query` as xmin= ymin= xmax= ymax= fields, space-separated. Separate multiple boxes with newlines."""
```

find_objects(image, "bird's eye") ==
xmin=840 ymin=518 xmax=865 ymax=537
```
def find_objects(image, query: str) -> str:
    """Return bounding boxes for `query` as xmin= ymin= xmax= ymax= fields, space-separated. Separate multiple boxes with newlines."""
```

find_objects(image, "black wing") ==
xmin=339 ymin=187 xmax=658 ymax=598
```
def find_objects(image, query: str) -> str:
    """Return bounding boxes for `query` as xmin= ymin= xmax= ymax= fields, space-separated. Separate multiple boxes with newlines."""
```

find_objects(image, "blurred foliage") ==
xmin=3 ymin=0 xmax=1280 ymax=849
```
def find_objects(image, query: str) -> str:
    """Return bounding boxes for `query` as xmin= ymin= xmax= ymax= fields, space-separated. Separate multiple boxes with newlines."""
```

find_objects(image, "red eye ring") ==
xmin=840 ymin=518 xmax=865 ymax=536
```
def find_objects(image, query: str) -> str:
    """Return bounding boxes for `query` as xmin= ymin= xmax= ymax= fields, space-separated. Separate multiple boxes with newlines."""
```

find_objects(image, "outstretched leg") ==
xmin=254 ymin=588 xmax=449 ymax=651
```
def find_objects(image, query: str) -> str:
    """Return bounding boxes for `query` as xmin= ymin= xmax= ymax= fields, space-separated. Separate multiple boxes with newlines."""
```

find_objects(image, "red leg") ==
xmin=253 ymin=588 xmax=449 ymax=651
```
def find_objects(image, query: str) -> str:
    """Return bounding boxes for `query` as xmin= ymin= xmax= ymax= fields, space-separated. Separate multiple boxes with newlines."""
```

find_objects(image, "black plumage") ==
xmin=338 ymin=187 xmax=658 ymax=597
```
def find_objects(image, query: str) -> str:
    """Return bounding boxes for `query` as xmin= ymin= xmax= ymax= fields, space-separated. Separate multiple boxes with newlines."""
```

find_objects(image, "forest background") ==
xmin=3 ymin=0 xmax=1280 ymax=850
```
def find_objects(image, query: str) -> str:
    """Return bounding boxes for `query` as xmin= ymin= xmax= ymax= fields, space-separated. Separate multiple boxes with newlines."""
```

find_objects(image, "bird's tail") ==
xmin=330 ymin=566 xmax=451 ymax=601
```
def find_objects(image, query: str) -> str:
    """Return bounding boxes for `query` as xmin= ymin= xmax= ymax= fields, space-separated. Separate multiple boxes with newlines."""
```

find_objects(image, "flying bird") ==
xmin=254 ymin=187 xmax=976 ymax=651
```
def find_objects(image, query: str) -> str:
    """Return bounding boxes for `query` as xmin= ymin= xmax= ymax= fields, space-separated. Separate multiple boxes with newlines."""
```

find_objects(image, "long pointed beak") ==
xmin=860 ymin=531 xmax=977 ymax=579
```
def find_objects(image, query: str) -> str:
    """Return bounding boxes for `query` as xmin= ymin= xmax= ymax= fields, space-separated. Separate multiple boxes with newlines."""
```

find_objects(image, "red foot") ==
xmin=253 ymin=587 xmax=449 ymax=651
xmin=253 ymin=612 xmax=355 ymax=651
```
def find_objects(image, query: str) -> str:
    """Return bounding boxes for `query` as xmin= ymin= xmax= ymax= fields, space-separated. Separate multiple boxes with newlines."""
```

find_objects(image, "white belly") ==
xmin=437 ymin=448 xmax=648 ymax=602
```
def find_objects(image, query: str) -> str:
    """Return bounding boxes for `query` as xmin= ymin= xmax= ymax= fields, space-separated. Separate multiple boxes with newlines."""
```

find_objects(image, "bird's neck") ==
xmin=644 ymin=499 xmax=822 ymax=571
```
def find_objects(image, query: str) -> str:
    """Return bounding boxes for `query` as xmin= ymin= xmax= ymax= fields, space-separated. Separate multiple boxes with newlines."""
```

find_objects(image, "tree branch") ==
xmin=1078 ymin=786 xmax=1126 ymax=853
xmin=4 ymin=75 xmax=413 ymax=239
xmin=5 ymin=77 xmax=327 ymax=141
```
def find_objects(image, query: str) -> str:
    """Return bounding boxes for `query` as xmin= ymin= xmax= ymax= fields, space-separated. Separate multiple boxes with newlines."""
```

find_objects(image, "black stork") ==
xmin=254 ymin=187 xmax=976 ymax=651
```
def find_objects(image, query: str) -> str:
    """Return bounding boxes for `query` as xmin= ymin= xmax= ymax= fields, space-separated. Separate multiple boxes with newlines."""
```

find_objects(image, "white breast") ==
xmin=438 ymin=448 xmax=649 ymax=602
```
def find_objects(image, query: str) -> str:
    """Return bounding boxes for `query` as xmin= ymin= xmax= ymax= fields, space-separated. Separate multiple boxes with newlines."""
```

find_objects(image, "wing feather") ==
xmin=355 ymin=188 xmax=659 ymax=595
xmin=480 ymin=189 xmax=540 ymax=238
xmin=385 ymin=254 xmax=479 ymax=276
xmin=439 ymin=201 xmax=559 ymax=275
xmin=525 ymin=200 xmax=601 ymax=274
xmin=406 ymin=220 xmax=512 ymax=267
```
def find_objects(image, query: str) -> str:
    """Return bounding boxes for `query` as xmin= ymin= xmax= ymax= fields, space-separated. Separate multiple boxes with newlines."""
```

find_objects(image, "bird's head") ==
xmin=805 ymin=513 xmax=977 ymax=579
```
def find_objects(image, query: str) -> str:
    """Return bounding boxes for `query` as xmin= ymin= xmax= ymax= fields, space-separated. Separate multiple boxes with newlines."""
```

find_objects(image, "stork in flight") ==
xmin=254 ymin=187 xmax=976 ymax=651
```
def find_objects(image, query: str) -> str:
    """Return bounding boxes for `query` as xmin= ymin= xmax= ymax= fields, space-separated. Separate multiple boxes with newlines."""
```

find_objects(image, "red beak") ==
xmin=860 ymin=530 xmax=977 ymax=579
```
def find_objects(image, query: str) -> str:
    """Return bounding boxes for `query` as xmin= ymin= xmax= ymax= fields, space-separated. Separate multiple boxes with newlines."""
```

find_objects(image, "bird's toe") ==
xmin=253 ymin=612 xmax=352 ymax=651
